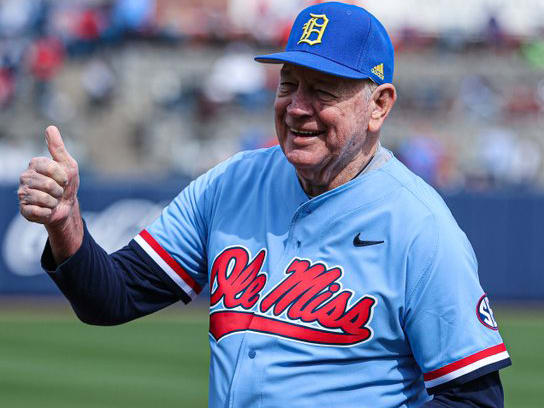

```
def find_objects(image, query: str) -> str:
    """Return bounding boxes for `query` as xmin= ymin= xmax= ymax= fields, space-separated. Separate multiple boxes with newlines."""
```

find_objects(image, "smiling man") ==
xmin=18 ymin=2 xmax=510 ymax=407
xmin=273 ymin=65 xmax=387 ymax=196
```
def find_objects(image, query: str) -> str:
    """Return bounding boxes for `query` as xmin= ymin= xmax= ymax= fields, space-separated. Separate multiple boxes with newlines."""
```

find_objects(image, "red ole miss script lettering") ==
xmin=209 ymin=247 xmax=376 ymax=346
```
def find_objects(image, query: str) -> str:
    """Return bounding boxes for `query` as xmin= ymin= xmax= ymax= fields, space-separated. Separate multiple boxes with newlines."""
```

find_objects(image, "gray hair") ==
xmin=364 ymin=79 xmax=378 ymax=100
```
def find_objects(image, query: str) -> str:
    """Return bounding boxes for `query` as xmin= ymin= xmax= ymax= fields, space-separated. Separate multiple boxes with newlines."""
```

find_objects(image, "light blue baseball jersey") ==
xmin=133 ymin=146 xmax=511 ymax=407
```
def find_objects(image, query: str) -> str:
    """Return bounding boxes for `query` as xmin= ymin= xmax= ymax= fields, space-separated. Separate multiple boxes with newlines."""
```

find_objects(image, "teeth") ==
xmin=289 ymin=128 xmax=321 ymax=136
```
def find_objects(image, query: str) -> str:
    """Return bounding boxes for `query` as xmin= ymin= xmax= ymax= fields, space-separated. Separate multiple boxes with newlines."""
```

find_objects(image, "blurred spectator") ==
xmin=203 ymin=46 xmax=267 ymax=107
xmin=27 ymin=36 xmax=64 ymax=113
xmin=76 ymin=9 xmax=101 ymax=41
xmin=228 ymin=0 xmax=303 ymax=44
xmin=477 ymin=128 xmax=515 ymax=187
xmin=110 ymin=0 xmax=156 ymax=38
xmin=484 ymin=15 xmax=505 ymax=49
xmin=0 ymin=0 xmax=47 ymax=38
xmin=0 ymin=67 xmax=15 ymax=108
xmin=397 ymin=134 xmax=446 ymax=187
xmin=457 ymin=75 xmax=501 ymax=120
xmin=50 ymin=4 xmax=107 ymax=56
xmin=396 ymin=26 xmax=434 ymax=52
xmin=1 ymin=38 xmax=28 ymax=72
xmin=150 ymin=70 xmax=184 ymax=108
xmin=510 ymin=138 xmax=542 ymax=186
xmin=476 ymin=128 xmax=541 ymax=188
xmin=403 ymin=82 xmax=449 ymax=112
xmin=69 ymin=7 xmax=105 ymax=56
xmin=28 ymin=36 xmax=63 ymax=80
xmin=436 ymin=29 xmax=469 ymax=52
xmin=82 ymin=58 xmax=116 ymax=107
xmin=504 ymin=86 xmax=541 ymax=117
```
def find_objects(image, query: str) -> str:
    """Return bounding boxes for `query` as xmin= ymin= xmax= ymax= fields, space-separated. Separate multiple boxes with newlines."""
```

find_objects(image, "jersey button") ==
xmin=248 ymin=350 xmax=256 ymax=359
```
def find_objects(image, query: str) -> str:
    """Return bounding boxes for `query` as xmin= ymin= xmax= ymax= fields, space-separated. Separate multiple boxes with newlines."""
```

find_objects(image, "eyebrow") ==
xmin=280 ymin=67 xmax=292 ymax=76
xmin=313 ymin=78 xmax=336 ymax=87
xmin=280 ymin=67 xmax=337 ymax=86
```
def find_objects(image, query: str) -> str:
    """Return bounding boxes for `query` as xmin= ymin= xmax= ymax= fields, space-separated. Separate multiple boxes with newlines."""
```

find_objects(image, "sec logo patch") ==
xmin=476 ymin=294 xmax=498 ymax=330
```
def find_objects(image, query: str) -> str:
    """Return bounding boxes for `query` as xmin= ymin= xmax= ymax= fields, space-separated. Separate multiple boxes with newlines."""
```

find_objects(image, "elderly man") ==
xmin=18 ymin=2 xmax=510 ymax=407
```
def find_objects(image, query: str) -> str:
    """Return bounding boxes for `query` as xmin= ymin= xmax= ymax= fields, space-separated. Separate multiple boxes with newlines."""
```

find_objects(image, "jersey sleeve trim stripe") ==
xmin=423 ymin=343 xmax=509 ymax=388
xmin=426 ymin=358 xmax=511 ymax=395
xmin=134 ymin=230 xmax=202 ymax=299
xmin=128 ymin=240 xmax=192 ymax=304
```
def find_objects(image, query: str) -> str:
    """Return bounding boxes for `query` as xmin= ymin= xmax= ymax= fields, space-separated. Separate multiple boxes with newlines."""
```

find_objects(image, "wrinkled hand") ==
xmin=18 ymin=126 xmax=79 ymax=228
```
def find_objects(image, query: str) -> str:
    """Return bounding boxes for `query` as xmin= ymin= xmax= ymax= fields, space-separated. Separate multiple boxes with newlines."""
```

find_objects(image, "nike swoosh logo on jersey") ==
xmin=353 ymin=233 xmax=384 ymax=247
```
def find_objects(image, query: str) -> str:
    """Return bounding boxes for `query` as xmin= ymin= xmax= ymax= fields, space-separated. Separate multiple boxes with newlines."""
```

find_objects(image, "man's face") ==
xmin=274 ymin=64 xmax=374 ymax=184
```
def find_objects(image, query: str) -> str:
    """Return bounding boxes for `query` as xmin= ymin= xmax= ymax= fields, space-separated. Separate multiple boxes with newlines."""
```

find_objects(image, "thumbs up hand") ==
xmin=18 ymin=126 xmax=80 ymax=227
xmin=18 ymin=126 xmax=84 ymax=263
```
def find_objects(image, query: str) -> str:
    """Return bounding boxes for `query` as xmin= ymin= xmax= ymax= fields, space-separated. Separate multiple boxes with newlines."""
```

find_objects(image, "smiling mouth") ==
xmin=288 ymin=128 xmax=324 ymax=137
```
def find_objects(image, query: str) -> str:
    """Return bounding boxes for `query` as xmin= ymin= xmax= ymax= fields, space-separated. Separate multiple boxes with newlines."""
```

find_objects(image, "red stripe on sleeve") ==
xmin=423 ymin=343 xmax=507 ymax=381
xmin=139 ymin=229 xmax=202 ymax=294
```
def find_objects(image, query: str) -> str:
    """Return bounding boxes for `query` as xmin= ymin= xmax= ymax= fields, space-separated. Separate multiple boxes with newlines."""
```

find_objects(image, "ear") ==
xmin=368 ymin=84 xmax=397 ymax=134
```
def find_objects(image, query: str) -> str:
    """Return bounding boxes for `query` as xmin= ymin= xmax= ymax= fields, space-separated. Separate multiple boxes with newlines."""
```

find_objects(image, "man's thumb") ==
xmin=45 ymin=126 xmax=72 ymax=163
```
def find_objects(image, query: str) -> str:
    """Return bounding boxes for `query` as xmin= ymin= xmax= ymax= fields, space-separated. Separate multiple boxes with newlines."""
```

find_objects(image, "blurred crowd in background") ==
xmin=0 ymin=0 xmax=543 ymax=192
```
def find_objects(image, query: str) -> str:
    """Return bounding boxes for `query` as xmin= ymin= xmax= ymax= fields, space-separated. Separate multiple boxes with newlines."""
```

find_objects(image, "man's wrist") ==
xmin=45 ymin=199 xmax=84 ymax=265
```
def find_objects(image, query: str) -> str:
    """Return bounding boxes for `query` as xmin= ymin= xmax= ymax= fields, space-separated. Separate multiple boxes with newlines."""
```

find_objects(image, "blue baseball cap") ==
xmin=255 ymin=2 xmax=394 ymax=84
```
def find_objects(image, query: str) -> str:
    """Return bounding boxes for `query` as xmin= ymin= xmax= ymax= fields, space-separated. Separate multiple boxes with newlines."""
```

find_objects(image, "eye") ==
xmin=315 ymin=89 xmax=337 ymax=101
xmin=278 ymin=81 xmax=296 ymax=95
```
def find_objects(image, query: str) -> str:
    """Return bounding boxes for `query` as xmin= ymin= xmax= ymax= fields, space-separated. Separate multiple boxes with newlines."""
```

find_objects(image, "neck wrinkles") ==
xmin=298 ymin=142 xmax=379 ymax=197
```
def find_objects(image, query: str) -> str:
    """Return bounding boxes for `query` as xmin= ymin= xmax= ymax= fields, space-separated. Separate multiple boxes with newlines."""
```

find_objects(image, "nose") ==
xmin=286 ymin=87 xmax=313 ymax=118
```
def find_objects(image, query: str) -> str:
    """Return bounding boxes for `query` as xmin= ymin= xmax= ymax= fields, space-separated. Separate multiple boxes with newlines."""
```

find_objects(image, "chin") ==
xmin=285 ymin=150 xmax=321 ymax=171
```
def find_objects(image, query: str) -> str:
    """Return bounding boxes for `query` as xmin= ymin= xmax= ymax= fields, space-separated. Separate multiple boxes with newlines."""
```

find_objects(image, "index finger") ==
xmin=29 ymin=157 xmax=68 ymax=187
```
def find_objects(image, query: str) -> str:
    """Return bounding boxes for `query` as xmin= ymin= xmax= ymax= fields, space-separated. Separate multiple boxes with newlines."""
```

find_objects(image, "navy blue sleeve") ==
xmin=423 ymin=371 xmax=504 ymax=407
xmin=42 ymin=221 xmax=185 ymax=325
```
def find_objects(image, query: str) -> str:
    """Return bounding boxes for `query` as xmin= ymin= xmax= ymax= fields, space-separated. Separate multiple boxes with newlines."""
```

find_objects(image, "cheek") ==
xmin=320 ymin=105 xmax=367 ymax=149
xmin=274 ymin=99 xmax=288 ymax=148
xmin=274 ymin=96 xmax=288 ymax=116
xmin=274 ymin=99 xmax=286 ymax=125
xmin=318 ymin=109 xmax=347 ymax=147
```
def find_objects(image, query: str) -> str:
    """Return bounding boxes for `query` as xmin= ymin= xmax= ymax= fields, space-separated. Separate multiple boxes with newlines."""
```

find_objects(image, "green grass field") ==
xmin=0 ymin=299 xmax=542 ymax=407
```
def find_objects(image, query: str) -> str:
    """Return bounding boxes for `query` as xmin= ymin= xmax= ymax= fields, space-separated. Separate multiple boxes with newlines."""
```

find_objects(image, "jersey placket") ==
xmin=280 ymin=201 xmax=315 ymax=261
xmin=225 ymin=201 xmax=317 ymax=407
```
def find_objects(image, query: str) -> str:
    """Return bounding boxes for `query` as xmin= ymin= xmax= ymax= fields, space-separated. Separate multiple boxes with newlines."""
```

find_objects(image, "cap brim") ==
xmin=255 ymin=51 xmax=371 ymax=80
